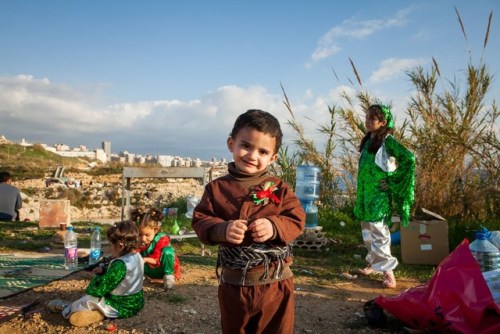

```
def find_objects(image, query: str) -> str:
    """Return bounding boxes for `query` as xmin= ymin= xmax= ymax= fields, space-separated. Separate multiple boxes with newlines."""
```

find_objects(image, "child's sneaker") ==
xmin=69 ymin=310 xmax=105 ymax=327
xmin=382 ymin=271 xmax=396 ymax=288
xmin=163 ymin=274 xmax=175 ymax=290
xmin=358 ymin=265 xmax=374 ymax=276
xmin=47 ymin=299 xmax=70 ymax=313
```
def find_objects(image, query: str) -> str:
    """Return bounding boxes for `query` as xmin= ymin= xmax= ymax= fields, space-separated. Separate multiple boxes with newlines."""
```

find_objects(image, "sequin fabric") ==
xmin=354 ymin=135 xmax=415 ymax=226
xmin=86 ymin=259 xmax=144 ymax=318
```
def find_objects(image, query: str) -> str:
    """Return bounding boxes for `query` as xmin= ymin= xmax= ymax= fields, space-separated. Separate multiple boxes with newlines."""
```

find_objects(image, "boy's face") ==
xmin=227 ymin=126 xmax=278 ymax=174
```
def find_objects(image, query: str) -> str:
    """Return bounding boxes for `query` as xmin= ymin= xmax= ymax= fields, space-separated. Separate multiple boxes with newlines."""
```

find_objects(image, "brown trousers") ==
xmin=218 ymin=277 xmax=294 ymax=334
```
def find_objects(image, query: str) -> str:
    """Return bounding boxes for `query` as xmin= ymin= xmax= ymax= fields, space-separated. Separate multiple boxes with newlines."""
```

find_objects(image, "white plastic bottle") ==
xmin=64 ymin=226 xmax=78 ymax=270
xmin=469 ymin=230 xmax=500 ymax=272
xmin=487 ymin=231 xmax=500 ymax=250
xmin=89 ymin=226 xmax=102 ymax=265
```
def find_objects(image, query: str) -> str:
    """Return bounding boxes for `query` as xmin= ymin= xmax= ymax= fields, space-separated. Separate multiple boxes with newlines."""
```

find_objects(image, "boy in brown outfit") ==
xmin=192 ymin=109 xmax=305 ymax=333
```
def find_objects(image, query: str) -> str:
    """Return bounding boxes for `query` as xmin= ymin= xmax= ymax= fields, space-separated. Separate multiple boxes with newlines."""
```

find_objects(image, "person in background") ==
xmin=0 ymin=171 xmax=22 ymax=221
xmin=47 ymin=221 xmax=144 ymax=327
xmin=354 ymin=104 xmax=415 ymax=289
xmin=192 ymin=109 xmax=305 ymax=333
xmin=132 ymin=207 xmax=181 ymax=290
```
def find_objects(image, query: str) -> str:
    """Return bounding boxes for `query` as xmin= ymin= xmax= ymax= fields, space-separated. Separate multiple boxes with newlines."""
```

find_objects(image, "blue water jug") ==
xmin=303 ymin=201 xmax=319 ymax=228
xmin=295 ymin=165 xmax=321 ymax=228
xmin=295 ymin=165 xmax=321 ymax=201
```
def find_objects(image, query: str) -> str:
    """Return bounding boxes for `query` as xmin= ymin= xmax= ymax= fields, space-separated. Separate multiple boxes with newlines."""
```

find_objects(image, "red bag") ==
xmin=376 ymin=239 xmax=500 ymax=333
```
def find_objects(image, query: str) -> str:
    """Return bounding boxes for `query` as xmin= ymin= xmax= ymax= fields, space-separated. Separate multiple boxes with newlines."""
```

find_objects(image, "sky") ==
xmin=1 ymin=0 xmax=499 ymax=161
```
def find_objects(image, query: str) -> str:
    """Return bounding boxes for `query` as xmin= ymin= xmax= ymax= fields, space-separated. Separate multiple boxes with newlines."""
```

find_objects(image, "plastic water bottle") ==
xmin=303 ymin=201 xmax=319 ymax=228
xmin=64 ymin=226 xmax=78 ymax=270
xmin=89 ymin=227 xmax=102 ymax=265
xmin=487 ymin=231 xmax=500 ymax=250
xmin=469 ymin=229 xmax=500 ymax=272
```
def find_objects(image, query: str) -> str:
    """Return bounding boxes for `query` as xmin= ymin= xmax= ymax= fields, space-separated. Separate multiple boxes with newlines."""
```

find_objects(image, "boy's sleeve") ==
xmin=385 ymin=135 xmax=416 ymax=227
xmin=191 ymin=183 xmax=228 ymax=245
xmin=266 ymin=182 xmax=305 ymax=244
xmin=86 ymin=260 xmax=127 ymax=297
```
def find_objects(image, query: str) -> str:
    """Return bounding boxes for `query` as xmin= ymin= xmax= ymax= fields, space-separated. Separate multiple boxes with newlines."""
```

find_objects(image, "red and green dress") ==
xmin=137 ymin=232 xmax=181 ymax=279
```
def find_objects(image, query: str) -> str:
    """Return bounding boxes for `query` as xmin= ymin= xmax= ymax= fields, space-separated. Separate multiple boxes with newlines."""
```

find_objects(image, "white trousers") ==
xmin=62 ymin=294 xmax=119 ymax=319
xmin=361 ymin=221 xmax=398 ymax=272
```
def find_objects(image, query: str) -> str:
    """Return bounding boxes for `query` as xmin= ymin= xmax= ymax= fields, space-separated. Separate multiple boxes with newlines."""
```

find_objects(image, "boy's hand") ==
xmin=248 ymin=218 xmax=274 ymax=243
xmin=226 ymin=220 xmax=248 ymax=244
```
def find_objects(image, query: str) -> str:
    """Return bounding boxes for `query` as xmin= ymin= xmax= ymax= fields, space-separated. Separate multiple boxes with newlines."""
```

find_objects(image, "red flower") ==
xmin=252 ymin=182 xmax=280 ymax=205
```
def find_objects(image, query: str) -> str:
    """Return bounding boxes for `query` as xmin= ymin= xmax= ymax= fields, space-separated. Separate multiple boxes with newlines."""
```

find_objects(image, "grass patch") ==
xmin=0 ymin=220 xmax=108 ymax=251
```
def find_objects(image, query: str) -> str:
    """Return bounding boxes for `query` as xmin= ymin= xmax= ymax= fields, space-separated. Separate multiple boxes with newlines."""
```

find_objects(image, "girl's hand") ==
xmin=248 ymin=218 xmax=274 ymax=243
xmin=226 ymin=219 xmax=248 ymax=244
xmin=92 ymin=266 xmax=103 ymax=275
xmin=143 ymin=257 xmax=157 ymax=266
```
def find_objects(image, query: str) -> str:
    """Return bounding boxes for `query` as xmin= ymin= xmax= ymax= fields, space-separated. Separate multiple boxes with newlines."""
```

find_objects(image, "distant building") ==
xmin=158 ymin=155 xmax=174 ymax=167
xmin=95 ymin=148 xmax=107 ymax=163
xmin=125 ymin=153 xmax=135 ymax=164
xmin=102 ymin=141 xmax=111 ymax=158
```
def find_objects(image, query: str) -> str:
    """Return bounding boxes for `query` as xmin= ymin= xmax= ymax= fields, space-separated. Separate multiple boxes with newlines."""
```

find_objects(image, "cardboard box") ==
xmin=401 ymin=208 xmax=449 ymax=265
xmin=39 ymin=199 xmax=71 ymax=228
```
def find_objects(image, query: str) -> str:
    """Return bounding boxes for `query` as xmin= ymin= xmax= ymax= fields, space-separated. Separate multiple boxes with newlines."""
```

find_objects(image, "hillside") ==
xmin=0 ymin=143 xmax=87 ymax=179
xmin=1 ymin=143 xmax=207 ymax=222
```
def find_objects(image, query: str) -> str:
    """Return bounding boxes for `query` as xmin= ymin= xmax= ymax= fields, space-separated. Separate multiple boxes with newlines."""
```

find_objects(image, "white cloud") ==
xmin=0 ymin=75 xmax=302 ymax=159
xmin=368 ymin=57 xmax=425 ymax=84
xmin=307 ymin=7 xmax=412 ymax=66
xmin=2 ymin=74 xmax=427 ymax=160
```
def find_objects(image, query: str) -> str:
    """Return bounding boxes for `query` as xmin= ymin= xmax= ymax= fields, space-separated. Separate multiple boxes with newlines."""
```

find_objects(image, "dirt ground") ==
xmin=0 ymin=250 xmax=422 ymax=334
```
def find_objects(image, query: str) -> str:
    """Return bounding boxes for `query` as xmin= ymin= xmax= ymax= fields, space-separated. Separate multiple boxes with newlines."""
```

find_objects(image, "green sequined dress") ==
xmin=354 ymin=135 xmax=415 ymax=226
xmin=63 ymin=252 xmax=144 ymax=319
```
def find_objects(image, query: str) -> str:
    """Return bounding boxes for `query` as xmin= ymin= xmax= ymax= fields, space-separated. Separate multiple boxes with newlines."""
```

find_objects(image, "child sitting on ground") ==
xmin=132 ymin=207 xmax=182 ymax=289
xmin=47 ymin=220 xmax=144 ymax=327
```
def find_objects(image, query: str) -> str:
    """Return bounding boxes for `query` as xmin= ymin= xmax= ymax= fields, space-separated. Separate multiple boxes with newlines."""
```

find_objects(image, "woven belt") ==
xmin=221 ymin=264 xmax=293 ymax=286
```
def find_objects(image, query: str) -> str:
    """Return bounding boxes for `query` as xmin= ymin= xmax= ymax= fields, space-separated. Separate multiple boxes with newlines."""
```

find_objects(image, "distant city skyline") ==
xmin=4 ymin=134 xmax=224 ymax=164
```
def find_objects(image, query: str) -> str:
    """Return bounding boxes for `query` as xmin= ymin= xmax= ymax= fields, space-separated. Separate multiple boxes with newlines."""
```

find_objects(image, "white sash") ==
xmin=375 ymin=139 xmax=397 ymax=172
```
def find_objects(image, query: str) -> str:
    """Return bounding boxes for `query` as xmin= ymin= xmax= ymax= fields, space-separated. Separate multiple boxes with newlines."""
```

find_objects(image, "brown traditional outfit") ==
xmin=192 ymin=163 xmax=305 ymax=334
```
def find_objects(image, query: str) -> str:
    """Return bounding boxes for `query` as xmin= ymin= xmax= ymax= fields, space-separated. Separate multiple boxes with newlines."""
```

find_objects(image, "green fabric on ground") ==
xmin=0 ymin=253 xmax=76 ymax=299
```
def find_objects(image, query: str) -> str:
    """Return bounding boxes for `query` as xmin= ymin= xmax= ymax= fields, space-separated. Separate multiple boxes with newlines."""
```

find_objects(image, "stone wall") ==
xmin=13 ymin=172 xmax=207 ymax=223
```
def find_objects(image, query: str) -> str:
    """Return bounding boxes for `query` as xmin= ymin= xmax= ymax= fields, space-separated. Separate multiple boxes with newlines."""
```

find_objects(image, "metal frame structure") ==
xmin=120 ymin=166 xmax=209 ymax=220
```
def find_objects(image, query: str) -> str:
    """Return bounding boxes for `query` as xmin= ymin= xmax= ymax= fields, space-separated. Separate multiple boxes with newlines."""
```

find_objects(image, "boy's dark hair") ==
xmin=359 ymin=104 xmax=394 ymax=153
xmin=0 ymin=171 xmax=12 ymax=183
xmin=230 ymin=109 xmax=283 ymax=153
xmin=107 ymin=220 xmax=140 ymax=256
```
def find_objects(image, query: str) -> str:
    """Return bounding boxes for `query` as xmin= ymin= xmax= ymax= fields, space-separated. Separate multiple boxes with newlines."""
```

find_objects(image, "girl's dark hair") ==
xmin=230 ymin=109 xmax=283 ymax=154
xmin=107 ymin=220 xmax=140 ymax=256
xmin=130 ymin=206 xmax=163 ymax=230
xmin=359 ymin=105 xmax=394 ymax=153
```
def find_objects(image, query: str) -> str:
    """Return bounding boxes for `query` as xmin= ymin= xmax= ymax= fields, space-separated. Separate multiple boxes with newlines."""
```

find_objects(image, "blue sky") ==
xmin=1 ymin=1 xmax=498 ymax=160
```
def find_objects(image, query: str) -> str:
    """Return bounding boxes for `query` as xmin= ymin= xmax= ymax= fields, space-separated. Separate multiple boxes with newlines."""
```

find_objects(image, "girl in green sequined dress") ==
xmin=60 ymin=221 xmax=145 ymax=327
xmin=354 ymin=105 xmax=415 ymax=289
